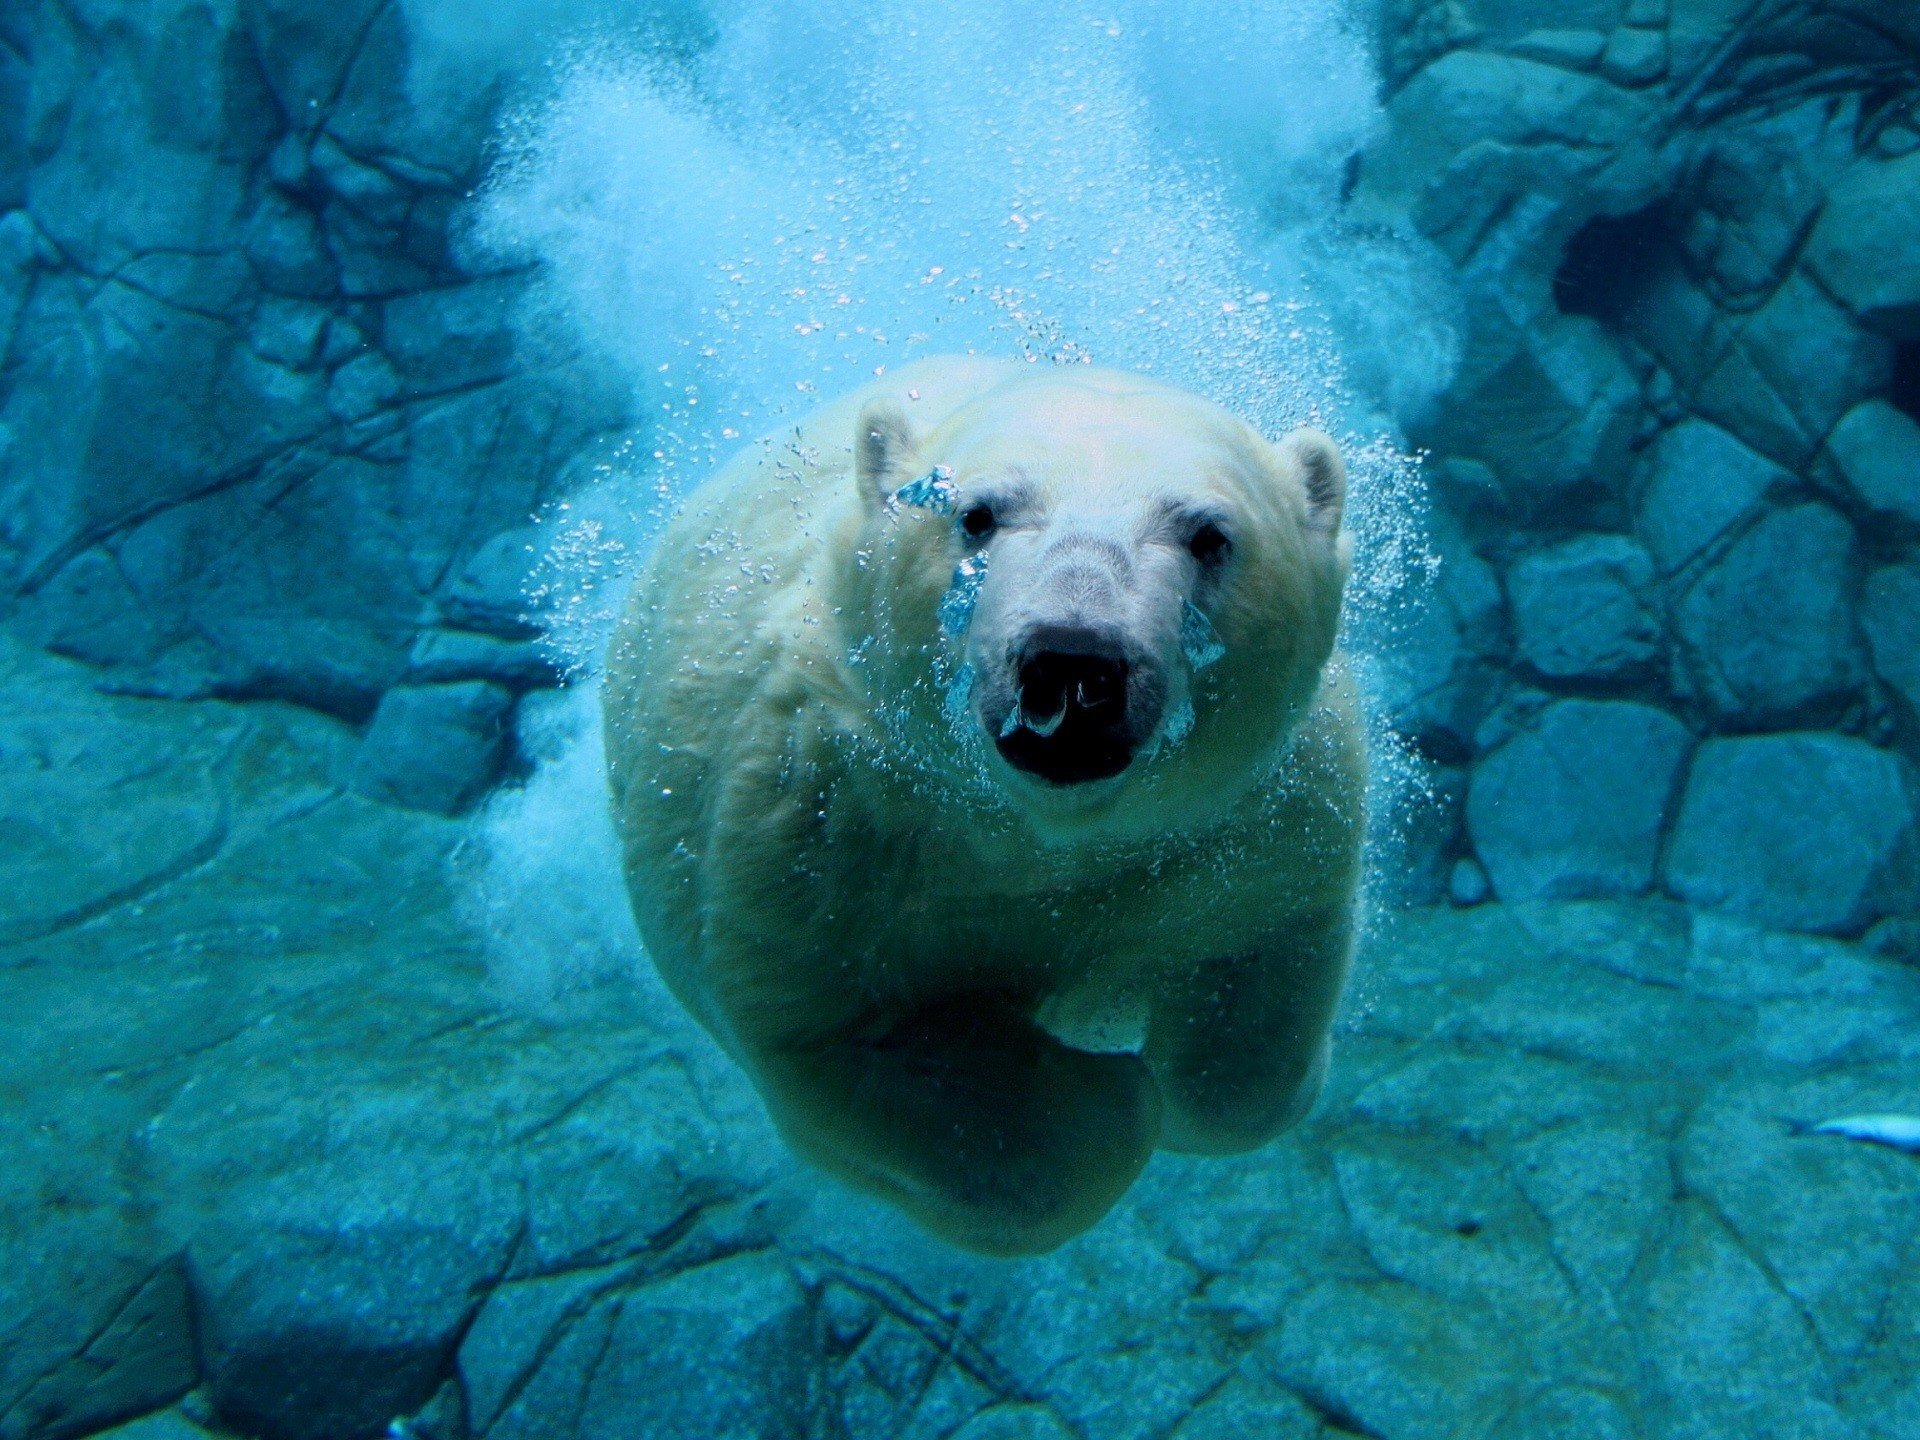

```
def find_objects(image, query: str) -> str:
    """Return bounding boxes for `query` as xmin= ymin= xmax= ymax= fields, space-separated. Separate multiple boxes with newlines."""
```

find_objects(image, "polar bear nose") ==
xmin=1017 ymin=650 xmax=1129 ymax=725
xmin=997 ymin=628 xmax=1138 ymax=785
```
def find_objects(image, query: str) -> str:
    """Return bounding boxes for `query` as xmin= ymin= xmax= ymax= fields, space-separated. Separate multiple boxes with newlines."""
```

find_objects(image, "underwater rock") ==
xmin=406 ymin=630 xmax=561 ymax=691
xmin=1158 ymin=1376 xmax=1319 ymax=1440
xmin=0 ymin=0 xmax=618 ymax=729
xmin=1448 ymin=855 xmax=1492 ymax=906
xmin=1664 ymin=732 xmax=1920 ymax=935
xmin=1466 ymin=698 xmax=1693 ymax=901
xmin=1420 ymin=314 xmax=1641 ymax=519
xmin=325 ymin=352 xmax=403 ymax=424
xmin=1863 ymin=561 xmax=1920 ymax=725
xmin=1353 ymin=1 xmax=1920 ymax=928
xmin=1819 ymin=399 xmax=1920 ymax=531
xmin=1505 ymin=533 xmax=1661 ymax=681
xmin=381 ymin=279 xmax=521 ymax=396
xmin=1360 ymin=50 xmax=1661 ymax=269
xmin=439 ymin=528 xmax=544 ymax=639
xmin=1634 ymin=418 xmax=1798 ymax=576
xmin=1690 ymin=274 xmax=1893 ymax=470
xmin=947 ymin=1404 xmax=1081 ymax=1440
xmin=1864 ymin=915 xmax=1920 ymax=967
xmin=350 ymin=681 xmax=514 ymax=815
xmin=1638 ymin=1203 xmax=1852 ymax=1439
xmin=1804 ymin=151 xmax=1920 ymax=340
xmin=1506 ymin=29 xmax=1609 ymax=71
xmin=190 ymin=1174 xmax=521 ymax=1440
xmin=0 ymin=1250 xmax=197 ymax=1440
xmin=3 ymin=638 xmax=1920 ymax=1440
xmin=1667 ymin=503 xmax=1868 ymax=729
xmin=469 ymin=1254 xmax=817 ymax=1440
xmin=1598 ymin=25 xmax=1667 ymax=87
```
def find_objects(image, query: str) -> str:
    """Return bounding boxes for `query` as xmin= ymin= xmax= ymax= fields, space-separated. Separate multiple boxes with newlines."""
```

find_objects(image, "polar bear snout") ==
xmin=993 ymin=624 xmax=1163 ymax=786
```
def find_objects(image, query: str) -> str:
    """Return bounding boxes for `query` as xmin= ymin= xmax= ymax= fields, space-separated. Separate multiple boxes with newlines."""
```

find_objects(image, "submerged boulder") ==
xmin=1467 ymin=699 xmax=1694 ymax=901
xmin=350 ymin=681 xmax=513 ymax=815
xmin=1820 ymin=399 xmax=1920 ymax=531
xmin=1506 ymin=534 xmax=1661 ymax=681
xmin=1664 ymin=733 xmax=1920 ymax=935
xmin=1667 ymin=503 xmax=1868 ymax=728
xmin=1804 ymin=151 xmax=1920 ymax=339
xmin=1634 ymin=419 xmax=1797 ymax=576
xmin=1863 ymin=562 xmax=1920 ymax=724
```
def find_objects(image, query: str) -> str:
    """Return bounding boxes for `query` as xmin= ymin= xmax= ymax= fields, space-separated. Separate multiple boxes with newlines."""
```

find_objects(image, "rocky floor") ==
xmin=3 ymin=636 xmax=1918 ymax=1440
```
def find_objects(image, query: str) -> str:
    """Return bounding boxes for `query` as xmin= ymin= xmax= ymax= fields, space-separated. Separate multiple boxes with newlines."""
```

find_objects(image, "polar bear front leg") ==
xmin=753 ymin=993 xmax=1162 ymax=1256
xmin=1144 ymin=907 xmax=1353 ymax=1156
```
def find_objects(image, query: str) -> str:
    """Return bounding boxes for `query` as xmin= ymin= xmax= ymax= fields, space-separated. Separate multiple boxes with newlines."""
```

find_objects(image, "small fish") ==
xmin=1805 ymin=1114 xmax=1920 ymax=1154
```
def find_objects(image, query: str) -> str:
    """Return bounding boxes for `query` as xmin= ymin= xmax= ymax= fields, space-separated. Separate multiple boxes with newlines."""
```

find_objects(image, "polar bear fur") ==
xmin=604 ymin=356 xmax=1364 ymax=1255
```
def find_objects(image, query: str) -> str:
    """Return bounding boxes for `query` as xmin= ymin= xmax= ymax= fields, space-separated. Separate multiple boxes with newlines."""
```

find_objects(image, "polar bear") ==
xmin=604 ymin=357 xmax=1364 ymax=1255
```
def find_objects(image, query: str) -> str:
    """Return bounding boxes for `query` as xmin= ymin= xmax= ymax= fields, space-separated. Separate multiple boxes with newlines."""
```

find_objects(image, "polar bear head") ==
xmin=850 ymin=368 xmax=1349 ymax=833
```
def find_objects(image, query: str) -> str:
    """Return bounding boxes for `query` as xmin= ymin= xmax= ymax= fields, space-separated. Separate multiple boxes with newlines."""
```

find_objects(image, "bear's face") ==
xmin=853 ymin=372 xmax=1348 ymax=835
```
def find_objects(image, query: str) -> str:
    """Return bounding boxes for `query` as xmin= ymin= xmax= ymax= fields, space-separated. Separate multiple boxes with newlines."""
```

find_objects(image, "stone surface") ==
xmin=440 ymin=528 xmax=545 ymax=639
xmin=1665 ymin=733 xmax=1920 ymax=935
xmin=1448 ymin=856 xmax=1492 ymax=906
xmin=1863 ymin=561 xmax=1920 ymax=722
xmin=407 ymin=630 xmax=562 ymax=690
xmin=1822 ymin=399 xmax=1920 ymax=529
xmin=1599 ymin=26 xmax=1666 ymax=86
xmin=471 ymin=1254 xmax=818 ymax=1440
xmin=1506 ymin=533 xmax=1660 ymax=680
xmin=1805 ymin=151 xmax=1920 ymax=339
xmin=1507 ymin=30 xmax=1607 ymax=70
xmin=1635 ymin=418 xmax=1797 ymax=576
xmin=1668 ymin=502 xmax=1868 ymax=728
xmin=1354 ymin=0 xmax=1920 ymax=922
xmin=350 ymin=681 xmax=514 ymax=815
xmin=1421 ymin=314 xmax=1642 ymax=517
xmin=0 ymin=0 xmax=623 ymax=721
xmin=1467 ymin=698 xmax=1694 ymax=901
xmin=1690 ymin=273 xmax=1891 ymax=470
xmin=5 ymin=637 xmax=1920 ymax=1440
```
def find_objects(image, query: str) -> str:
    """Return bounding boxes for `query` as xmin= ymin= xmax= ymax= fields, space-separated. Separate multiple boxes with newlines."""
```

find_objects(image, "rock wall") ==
xmin=1364 ymin=0 xmax=1920 ymax=937
xmin=0 ymin=0 xmax=623 ymax=734
xmin=0 ymin=0 xmax=1915 ymax=933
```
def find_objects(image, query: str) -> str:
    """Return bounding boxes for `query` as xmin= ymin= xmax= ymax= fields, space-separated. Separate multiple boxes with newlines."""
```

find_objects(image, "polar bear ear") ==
xmin=856 ymin=399 xmax=921 ymax=508
xmin=1278 ymin=428 xmax=1345 ymax=537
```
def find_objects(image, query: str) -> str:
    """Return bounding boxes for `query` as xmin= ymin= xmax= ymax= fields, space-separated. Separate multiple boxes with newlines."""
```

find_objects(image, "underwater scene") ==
xmin=3 ymin=1 xmax=1920 ymax=1437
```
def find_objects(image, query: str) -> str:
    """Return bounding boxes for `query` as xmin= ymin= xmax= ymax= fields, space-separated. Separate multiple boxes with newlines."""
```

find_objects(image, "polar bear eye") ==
xmin=1188 ymin=522 xmax=1230 ymax=565
xmin=960 ymin=503 xmax=997 ymax=540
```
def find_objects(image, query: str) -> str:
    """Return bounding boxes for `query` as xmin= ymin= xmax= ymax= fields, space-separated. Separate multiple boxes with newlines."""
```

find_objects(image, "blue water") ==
xmin=4 ymin=1 xmax=1919 ymax=1438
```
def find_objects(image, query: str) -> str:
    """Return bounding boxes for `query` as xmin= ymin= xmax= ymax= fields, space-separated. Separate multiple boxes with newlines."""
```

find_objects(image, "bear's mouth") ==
xmin=994 ymin=651 xmax=1135 ymax=786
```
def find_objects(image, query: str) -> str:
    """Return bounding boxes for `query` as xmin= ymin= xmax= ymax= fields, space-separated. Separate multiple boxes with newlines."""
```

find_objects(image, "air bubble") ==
xmin=1163 ymin=697 xmax=1194 ymax=744
xmin=1181 ymin=600 xmax=1225 ymax=671
xmin=893 ymin=466 xmax=958 ymax=514
xmin=937 ymin=552 xmax=989 ymax=637
xmin=945 ymin=662 xmax=976 ymax=723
